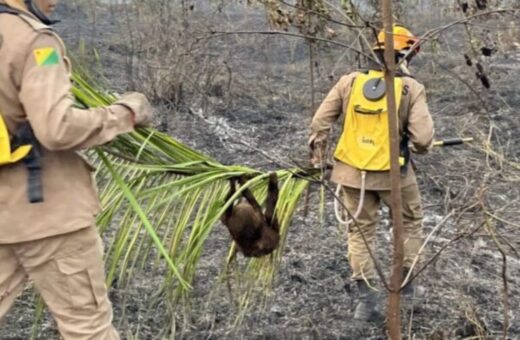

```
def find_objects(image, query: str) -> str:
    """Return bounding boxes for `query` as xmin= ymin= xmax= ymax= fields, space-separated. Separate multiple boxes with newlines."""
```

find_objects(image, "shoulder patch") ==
xmin=33 ymin=47 xmax=59 ymax=66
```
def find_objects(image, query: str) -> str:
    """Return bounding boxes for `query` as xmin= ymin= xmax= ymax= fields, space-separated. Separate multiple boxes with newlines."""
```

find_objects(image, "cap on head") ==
xmin=373 ymin=24 xmax=420 ymax=56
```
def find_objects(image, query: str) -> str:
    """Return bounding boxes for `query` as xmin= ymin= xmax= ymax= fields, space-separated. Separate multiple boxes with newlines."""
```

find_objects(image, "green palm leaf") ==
xmin=71 ymin=72 xmax=313 ymax=318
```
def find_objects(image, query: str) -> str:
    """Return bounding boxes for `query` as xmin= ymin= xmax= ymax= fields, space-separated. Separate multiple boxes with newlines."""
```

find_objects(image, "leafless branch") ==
xmin=208 ymin=30 xmax=379 ymax=63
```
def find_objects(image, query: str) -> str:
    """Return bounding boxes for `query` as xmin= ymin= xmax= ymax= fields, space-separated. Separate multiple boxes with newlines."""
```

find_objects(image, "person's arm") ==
xmin=308 ymin=74 xmax=354 ymax=167
xmin=407 ymin=83 xmax=434 ymax=154
xmin=19 ymin=32 xmax=152 ymax=151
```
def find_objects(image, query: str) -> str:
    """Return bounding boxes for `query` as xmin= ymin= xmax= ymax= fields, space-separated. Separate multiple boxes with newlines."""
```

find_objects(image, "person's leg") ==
xmin=0 ymin=245 xmax=27 ymax=322
xmin=380 ymin=183 xmax=424 ymax=294
xmin=344 ymin=187 xmax=380 ymax=281
xmin=14 ymin=227 xmax=120 ymax=340
xmin=342 ymin=187 xmax=382 ymax=321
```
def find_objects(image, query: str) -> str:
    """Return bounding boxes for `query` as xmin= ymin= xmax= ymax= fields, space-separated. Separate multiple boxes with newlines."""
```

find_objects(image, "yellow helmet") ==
xmin=373 ymin=24 xmax=420 ymax=54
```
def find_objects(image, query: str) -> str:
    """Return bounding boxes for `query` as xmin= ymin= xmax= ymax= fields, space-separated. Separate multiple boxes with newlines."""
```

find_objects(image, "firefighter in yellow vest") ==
xmin=0 ymin=0 xmax=152 ymax=338
xmin=309 ymin=25 xmax=434 ymax=321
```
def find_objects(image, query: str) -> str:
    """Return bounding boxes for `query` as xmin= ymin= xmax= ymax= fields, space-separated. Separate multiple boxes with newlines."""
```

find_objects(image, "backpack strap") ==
xmin=10 ymin=124 xmax=44 ymax=203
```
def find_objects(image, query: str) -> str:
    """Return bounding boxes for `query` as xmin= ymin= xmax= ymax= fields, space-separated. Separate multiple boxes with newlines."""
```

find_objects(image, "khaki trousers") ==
xmin=342 ymin=183 xmax=424 ymax=281
xmin=0 ymin=226 xmax=119 ymax=340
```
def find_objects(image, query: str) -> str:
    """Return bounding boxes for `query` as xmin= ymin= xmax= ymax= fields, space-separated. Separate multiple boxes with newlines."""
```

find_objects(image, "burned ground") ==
xmin=1 ymin=1 xmax=520 ymax=339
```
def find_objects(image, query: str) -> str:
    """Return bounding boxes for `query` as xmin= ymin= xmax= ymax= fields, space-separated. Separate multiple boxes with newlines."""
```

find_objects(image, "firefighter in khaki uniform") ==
xmin=0 ymin=0 xmax=152 ymax=338
xmin=309 ymin=25 xmax=434 ymax=321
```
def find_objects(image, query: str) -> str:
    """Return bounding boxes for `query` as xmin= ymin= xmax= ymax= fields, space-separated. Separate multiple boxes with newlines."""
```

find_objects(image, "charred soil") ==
xmin=2 ymin=2 xmax=520 ymax=339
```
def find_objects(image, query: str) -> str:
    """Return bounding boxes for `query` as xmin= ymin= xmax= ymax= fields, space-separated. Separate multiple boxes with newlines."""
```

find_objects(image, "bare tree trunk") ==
xmin=381 ymin=0 xmax=405 ymax=339
xmin=302 ymin=40 xmax=316 ymax=218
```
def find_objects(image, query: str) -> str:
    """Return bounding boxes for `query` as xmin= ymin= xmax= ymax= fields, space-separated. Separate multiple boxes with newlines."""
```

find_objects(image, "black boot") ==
xmin=353 ymin=280 xmax=381 ymax=322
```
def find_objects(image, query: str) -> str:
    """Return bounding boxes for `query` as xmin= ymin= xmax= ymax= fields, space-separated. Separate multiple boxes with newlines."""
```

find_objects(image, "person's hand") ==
xmin=309 ymin=153 xmax=332 ymax=180
xmin=309 ymin=140 xmax=325 ymax=168
xmin=116 ymin=92 xmax=153 ymax=127
xmin=409 ymin=142 xmax=430 ymax=154
xmin=310 ymin=153 xmax=323 ymax=169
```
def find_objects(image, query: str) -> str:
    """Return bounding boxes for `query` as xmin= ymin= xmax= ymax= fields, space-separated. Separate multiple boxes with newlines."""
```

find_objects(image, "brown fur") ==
xmin=221 ymin=173 xmax=280 ymax=257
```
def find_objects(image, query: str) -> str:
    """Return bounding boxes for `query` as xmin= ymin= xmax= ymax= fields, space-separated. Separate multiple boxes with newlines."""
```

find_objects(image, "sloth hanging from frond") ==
xmin=221 ymin=173 xmax=280 ymax=257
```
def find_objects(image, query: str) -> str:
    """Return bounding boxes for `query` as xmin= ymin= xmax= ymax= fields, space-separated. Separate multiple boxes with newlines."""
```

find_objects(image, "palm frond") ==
xmin=71 ymin=72 xmax=313 ymax=317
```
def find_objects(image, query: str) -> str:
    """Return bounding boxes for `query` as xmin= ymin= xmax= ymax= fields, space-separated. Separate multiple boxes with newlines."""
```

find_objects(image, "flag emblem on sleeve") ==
xmin=33 ymin=48 xmax=60 ymax=67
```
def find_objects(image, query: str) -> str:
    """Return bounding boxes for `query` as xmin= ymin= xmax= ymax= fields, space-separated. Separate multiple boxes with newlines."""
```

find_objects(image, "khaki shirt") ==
xmin=309 ymin=71 xmax=434 ymax=191
xmin=0 ymin=4 xmax=135 ymax=243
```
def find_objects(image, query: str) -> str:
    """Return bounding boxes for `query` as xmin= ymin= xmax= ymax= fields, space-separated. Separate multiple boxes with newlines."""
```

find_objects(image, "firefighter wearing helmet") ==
xmin=0 ymin=0 xmax=153 ymax=338
xmin=309 ymin=24 xmax=434 ymax=321
xmin=374 ymin=24 xmax=421 ymax=57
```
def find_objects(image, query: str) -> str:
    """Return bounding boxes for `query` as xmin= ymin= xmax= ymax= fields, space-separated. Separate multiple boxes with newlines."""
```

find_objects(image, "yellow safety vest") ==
xmin=0 ymin=113 xmax=32 ymax=166
xmin=334 ymin=70 xmax=404 ymax=171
